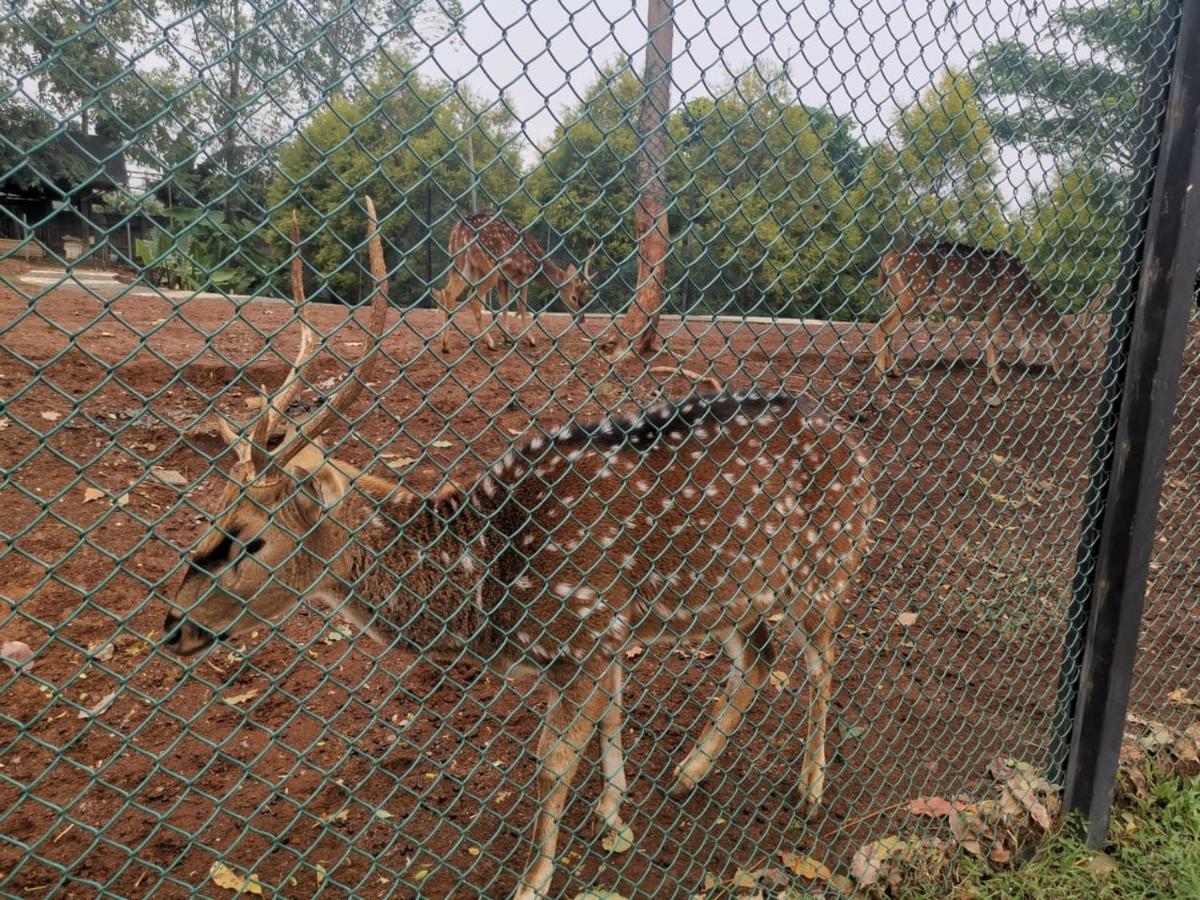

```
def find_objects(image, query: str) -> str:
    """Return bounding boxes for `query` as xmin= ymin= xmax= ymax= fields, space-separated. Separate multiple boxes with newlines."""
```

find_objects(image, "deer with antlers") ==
xmin=161 ymin=198 xmax=877 ymax=899
xmin=432 ymin=212 xmax=594 ymax=352
xmin=871 ymin=239 xmax=1071 ymax=386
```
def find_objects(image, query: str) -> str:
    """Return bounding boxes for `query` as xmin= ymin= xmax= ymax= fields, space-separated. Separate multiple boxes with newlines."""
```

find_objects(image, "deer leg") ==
xmin=594 ymin=666 xmax=633 ymax=851
xmin=470 ymin=277 xmax=496 ymax=351
xmin=798 ymin=609 xmax=836 ymax=815
xmin=435 ymin=270 xmax=469 ymax=354
xmin=670 ymin=621 xmax=772 ymax=798
xmin=520 ymin=284 xmax=536 ymax=348
xmin=873 ymin=299 xmax=904 ymax=381
xmin=516 ymin=664 xmax=607 ymax=900
xmin=984 ymin=305 xmax=1003 ymax=387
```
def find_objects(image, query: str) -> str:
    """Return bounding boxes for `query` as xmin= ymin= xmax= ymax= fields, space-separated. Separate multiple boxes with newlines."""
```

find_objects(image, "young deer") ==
xmin=871 ymin=239 xmax=1070 ymax=386
xmin=162 ymin=201 xmax=878 ymax=899
xmin=431 ymin=212 xmax=594 ymax=352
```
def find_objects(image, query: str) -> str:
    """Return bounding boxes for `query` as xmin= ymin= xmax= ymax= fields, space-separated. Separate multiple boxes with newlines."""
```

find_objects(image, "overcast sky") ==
xmin=419 ymin=0 xmax=1050 ymax=161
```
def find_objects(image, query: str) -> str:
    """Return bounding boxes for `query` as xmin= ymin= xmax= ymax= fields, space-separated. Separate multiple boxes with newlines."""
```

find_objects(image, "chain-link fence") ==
xmin=2 ymin=0 xmax=1199 ymax=897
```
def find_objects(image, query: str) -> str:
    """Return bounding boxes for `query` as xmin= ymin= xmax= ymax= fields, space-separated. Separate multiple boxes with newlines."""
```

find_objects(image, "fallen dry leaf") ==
xmin=573 ymin=892 xmax=628 ymax=900
xmin=1 ymin=640 xmax=34 ymax=670
xmin=209 ymin=861 xmax=264 ymax=895
xmin=83 ymin=487 xmax=106 ymax=503
xmin=1168 ymin=686 xmax=1199 ymax=707
xmin=116 ymin=494 xmax=130 ymax=508
xmin=430 ymin=440 xmax=453 ymax=449
xmin=383 ymin=456 xmax=417 ymax=469
xmin=78 ymin=691 xmax=116 ymax=719
xmin=600 ymin=823 xmax=634 ymax=854
xmin=150 ymin=467 xmax=188 ymax=488
xmin=897 ymin=611 xmax=919 ymax=627
xmin=779 ymin=851 xmax=832 ymax=880
xmin=0 ymin=417 xmax=9 ymax=429
xmin=769 ymin=670 xmax=791 ymax=691
xmin=88 ymin=641 xmax=115 ymax=662
xmin=40 ymin=410 xmax=62 ymax=421
xmin=850 ymin=834 xmax=907 ymax=886
xmin=906 ymin=796 xmax=954 ymax=817
xmin=224 ymin=688 xmax=259 ymax=706
xmin=623 ymin=645 xmax=645 ymax=662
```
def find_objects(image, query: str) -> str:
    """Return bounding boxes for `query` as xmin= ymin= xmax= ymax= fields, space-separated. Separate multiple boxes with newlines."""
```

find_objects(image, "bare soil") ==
xmin=0 ymin=266 xmax=1195 ymax=898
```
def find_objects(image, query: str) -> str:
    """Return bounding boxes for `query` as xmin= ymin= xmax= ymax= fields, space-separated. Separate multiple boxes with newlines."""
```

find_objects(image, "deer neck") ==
xmin=539 ymin=258 xmax=570 ymax=289
xmin=323 ymin=488 xmax=497 ymax=657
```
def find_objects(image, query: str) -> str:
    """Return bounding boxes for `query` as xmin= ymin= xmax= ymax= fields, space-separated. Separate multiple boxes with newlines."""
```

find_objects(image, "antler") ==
xmin=583 ymin=242 xmax=597 ymax=282
xmin=249 ymin=210 xmax=318 ymax=468
xmin=269 ymin=196 xmax=389 ymax=472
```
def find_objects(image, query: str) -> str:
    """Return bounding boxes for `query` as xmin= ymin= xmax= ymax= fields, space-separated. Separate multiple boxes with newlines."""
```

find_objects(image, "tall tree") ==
xmin=0 ymin=1 xmax=183 ymax=170
xmin=970 ymin=0 xmax=1168 ymax=171
xmin=270 ymin=59 xmax=523 ymax=303
xmin=893 ymin=69 xmax=1007 ymax=246
xmin=158 ymin=0 xmax=463 ymax=214
xmin=623 ymin=0 xmax=677 ymax=355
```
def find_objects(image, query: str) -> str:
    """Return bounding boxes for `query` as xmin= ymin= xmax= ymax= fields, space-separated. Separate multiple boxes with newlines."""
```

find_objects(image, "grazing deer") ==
xmin=432 ymin=212 xmax=594 ymax=352
xmin=161 ymin=200 xmax=878 ymax=900
xmin=871 ymin=239 xmax=1070 ymax=386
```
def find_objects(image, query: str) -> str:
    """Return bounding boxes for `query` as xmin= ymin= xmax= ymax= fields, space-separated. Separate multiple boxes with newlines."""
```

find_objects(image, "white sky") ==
xmin=420 ymin=0 xmax=1051 ymax=164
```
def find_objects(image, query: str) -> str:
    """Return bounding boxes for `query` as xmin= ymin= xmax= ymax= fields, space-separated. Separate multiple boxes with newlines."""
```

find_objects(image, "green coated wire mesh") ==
xmin=1132 ymin=298 xmax=1200 ymax=731
xmin=0 ymin=0 xmax=1190 ymax=896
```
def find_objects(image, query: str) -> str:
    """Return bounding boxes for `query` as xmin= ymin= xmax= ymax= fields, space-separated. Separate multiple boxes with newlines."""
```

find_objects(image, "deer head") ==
xmin=558 ymin=243 xmax=597 ymax=313
xmin=162 ymin=199 xmax=392 ymax=655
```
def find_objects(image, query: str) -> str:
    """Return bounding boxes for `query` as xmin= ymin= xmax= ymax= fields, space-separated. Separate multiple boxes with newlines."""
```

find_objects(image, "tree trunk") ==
xmin=622 ymin=0 xmax=675 ymax=355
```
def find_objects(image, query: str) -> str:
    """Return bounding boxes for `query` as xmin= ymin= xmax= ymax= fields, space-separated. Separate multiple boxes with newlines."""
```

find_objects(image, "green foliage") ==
xmin=972 ymin=0 xmax=1168 ymax=171
xmin=1021 ymin=165 xmax=1127 ymax=311
xmin=893 ymin=70 xmax=1007 ymax=246
xmin=269 ymin=58 xmax=524 ymax=303
xmin=135 ymin=208 xmax=273 ymax=294
xmin=527 ymin=63 xmax=890 ymax=320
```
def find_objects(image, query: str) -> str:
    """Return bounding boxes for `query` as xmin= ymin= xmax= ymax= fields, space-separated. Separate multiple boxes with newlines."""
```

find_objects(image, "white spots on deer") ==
xmin=553 ymin=582 xmax=574 ymax=598
xmin=515 ymin=575 xmax=533 ymax=591
xmin=460 ymin=555 xmax=477 ymax=576
xmin=735 ymin=514 xmax=751 ymax=533
xmin=528 ymin=437 xmax=545 ymax=453
xmin=481 ymin=477 xmax=498 ymax=498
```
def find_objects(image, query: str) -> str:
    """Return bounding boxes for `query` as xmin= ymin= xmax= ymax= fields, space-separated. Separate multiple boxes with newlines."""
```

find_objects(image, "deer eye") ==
xmin=245 ymin=538 xmax=265 ymax=555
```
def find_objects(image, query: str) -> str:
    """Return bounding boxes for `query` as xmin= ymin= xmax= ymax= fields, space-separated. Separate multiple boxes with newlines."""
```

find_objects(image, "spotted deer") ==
xmin=160 ymin=200 xmax=878 ymax=900
xmin=432 ymin=212 xmax=594 ymax=352
xmin=871 ymin=239 xmax=1071 ymax=386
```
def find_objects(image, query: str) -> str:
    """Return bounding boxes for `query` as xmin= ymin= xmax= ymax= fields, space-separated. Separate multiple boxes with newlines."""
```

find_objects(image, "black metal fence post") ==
xmin=1063 ymin=0 xmax=1200 ymax=848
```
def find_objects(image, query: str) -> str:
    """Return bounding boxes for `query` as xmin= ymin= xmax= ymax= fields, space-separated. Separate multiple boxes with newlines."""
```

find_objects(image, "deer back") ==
xmin=449 ymin=392 xmax=876 ymax=666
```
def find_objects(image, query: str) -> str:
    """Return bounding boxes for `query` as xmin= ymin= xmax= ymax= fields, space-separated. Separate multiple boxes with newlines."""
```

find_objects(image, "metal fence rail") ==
xmin=1 ymin=0 xmax=1199 ymax=897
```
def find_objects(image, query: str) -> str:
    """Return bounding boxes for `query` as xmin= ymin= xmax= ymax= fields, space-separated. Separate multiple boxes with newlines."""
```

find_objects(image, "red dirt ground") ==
xmin=0 ymin=262 xmax=1195 ymax=898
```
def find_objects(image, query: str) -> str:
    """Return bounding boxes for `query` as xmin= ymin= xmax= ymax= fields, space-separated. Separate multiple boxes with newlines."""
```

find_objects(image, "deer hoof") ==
xmin=668 ymin=766 xmax=702 ymax=799
xmin=600 ymin=821 xmax=634 ymax=854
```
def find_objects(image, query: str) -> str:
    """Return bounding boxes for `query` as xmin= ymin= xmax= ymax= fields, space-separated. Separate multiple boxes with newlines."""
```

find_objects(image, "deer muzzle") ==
xmin=162 ymin=611 xmax=220 ymax=656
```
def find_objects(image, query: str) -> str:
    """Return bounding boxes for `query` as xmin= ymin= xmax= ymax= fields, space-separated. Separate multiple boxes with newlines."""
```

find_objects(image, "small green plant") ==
xmin=135 ymin=207 xmax=273 ymax=294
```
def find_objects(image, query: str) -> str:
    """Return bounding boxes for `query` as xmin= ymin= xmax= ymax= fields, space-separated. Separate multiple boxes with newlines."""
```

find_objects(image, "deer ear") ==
xmin=292 ymin=464 xmax=352 ymax=519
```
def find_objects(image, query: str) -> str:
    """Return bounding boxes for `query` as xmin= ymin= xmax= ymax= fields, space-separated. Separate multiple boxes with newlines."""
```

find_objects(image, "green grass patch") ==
xmin=901 ymin=770 xmax=1200 ymax=899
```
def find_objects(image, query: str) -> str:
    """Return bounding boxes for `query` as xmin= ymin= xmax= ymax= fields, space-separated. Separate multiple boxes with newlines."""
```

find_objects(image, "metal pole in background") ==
xmin=1063 ymin=0 xmax=1200 ymax=848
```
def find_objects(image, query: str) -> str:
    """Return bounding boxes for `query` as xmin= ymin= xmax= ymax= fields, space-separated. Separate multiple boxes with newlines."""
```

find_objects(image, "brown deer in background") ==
xmin=160 ymin=200 xmax=878 ymax=899
xmin=432 ymin=212 xmax=594 ymax=352
xmin=871 ymin=239 xmax=1070 ymax=386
